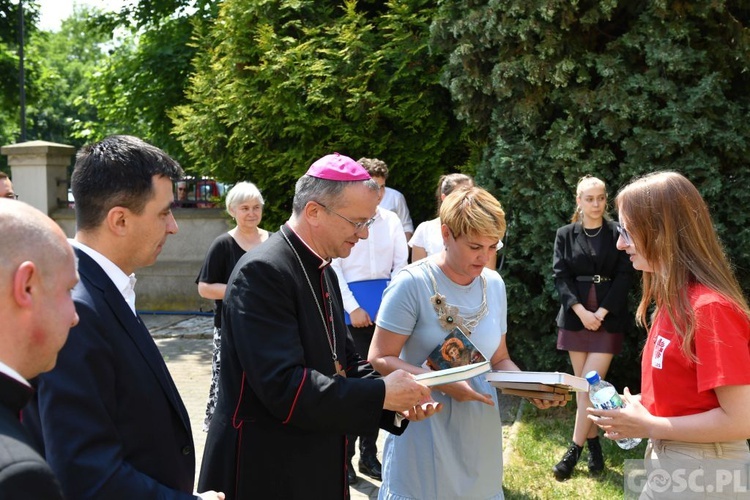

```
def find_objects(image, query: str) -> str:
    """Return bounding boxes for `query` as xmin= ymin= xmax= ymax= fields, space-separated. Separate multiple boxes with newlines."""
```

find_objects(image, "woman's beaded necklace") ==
xmin=424 ymin=261 xmax=488 ymax=334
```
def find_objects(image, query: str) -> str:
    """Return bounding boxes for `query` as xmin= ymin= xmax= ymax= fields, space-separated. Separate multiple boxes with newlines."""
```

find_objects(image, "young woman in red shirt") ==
xmin=589 ymin=171 xmax=750 ymax=498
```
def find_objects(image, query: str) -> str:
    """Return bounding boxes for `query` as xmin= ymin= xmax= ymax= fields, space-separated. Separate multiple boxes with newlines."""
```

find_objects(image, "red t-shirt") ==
xmin=641 ymin=283 xmax=750 ymax=418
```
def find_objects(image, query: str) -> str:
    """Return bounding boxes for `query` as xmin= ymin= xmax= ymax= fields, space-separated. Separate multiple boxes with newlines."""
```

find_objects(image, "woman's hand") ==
xmin=434 ymin=380 xmax=495 ymax=406
xmin=528 ymin=397 xmax=567 ymax=410
xmin=594 ymin=307 xmax=609 ymax=322
xmin=575 ymin=308 xmax=602 ymax=331
xmin=586 ymin=387 xmax=652 ymax=440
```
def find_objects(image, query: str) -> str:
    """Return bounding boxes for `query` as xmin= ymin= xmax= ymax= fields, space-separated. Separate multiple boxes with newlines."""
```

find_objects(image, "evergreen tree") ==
xmin=25 ymin=5 xmax=108 ymax=147
xmin=172 ymin=0 xmax=470 ymax=227
xmin=432 ymin=1 xmax=750 ymax=387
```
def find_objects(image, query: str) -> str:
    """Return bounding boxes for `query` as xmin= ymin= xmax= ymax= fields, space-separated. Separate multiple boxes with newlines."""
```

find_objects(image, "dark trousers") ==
xmin=347 ymin=324 xmax=379 ymax=460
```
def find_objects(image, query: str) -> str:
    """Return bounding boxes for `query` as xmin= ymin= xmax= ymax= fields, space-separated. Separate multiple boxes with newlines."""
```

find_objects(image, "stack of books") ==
xmin=485 ymin=371 xmax=589 ymax=401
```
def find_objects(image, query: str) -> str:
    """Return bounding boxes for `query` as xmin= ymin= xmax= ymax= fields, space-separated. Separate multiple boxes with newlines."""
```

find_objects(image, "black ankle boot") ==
xmin=552 ymin=442 xmax=582 ymax=481
xmin=587 ymin=436 xmax=604 ymax=475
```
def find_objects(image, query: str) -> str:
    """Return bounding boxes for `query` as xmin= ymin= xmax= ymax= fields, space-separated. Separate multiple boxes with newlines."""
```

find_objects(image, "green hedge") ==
xmin=432 ymin=0 xmax=750 ymax=389
xmin=172 ymin=0 xmax=750 ymax=391
xmin=172 ymin=0 xmax=471 ymax=228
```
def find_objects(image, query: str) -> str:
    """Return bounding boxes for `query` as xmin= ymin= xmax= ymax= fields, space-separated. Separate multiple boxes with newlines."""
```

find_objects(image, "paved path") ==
xmin=147 ymin=314 xmax=383 ymax=498
xmin=148 ymin=314 xmax=520 ymax=499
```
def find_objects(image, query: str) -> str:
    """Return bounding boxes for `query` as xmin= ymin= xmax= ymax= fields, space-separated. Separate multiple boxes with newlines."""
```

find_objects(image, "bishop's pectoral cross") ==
xmin=335 ymin=360 xmax=347 ymax=378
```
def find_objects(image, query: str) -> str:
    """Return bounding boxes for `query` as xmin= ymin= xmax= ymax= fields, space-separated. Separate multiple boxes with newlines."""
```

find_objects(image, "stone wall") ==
xmin=53 ymin=207 xmax=231 ymax=312
xmin=3 ymin=139 xmax=236 ymax=312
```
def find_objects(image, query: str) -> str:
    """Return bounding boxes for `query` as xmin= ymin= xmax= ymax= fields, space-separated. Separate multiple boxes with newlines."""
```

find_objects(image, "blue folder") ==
xmin=344 ymin=279 xmax=390 ymax=325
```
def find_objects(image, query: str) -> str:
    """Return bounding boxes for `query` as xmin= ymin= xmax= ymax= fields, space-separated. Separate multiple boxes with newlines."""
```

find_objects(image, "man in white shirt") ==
xmin=332 ymin=159 xmax=408 ymax=485
xmin=359 ymin=158 xmax=414 ymax=241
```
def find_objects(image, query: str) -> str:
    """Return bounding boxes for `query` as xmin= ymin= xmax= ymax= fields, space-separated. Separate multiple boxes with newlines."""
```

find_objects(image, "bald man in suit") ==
xmin=0 ymin=199 xmax=79 ymax=499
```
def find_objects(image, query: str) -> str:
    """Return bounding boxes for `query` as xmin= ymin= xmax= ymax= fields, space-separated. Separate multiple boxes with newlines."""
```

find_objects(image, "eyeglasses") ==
xmin=3 ymin=193 xmax=18 ymax=199
xmin=616 ymin=224 xmax=632 ymax=246
xmin=316 ymin=202 xmax=375 ymax=233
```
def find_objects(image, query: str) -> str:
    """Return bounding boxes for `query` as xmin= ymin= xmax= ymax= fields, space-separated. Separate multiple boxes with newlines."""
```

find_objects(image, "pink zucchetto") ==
xmin=305 ymin=153 xmax=371 ymax=181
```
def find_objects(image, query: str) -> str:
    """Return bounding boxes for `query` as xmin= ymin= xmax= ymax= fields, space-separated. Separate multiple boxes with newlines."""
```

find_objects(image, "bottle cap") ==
xmin=585 ymin=370 xmax=600 ymax=384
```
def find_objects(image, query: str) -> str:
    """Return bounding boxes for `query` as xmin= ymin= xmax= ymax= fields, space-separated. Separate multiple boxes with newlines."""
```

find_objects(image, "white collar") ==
xmin=70 ymin=239 xmax=138 ymax=315
xmin=0 ymin=360 xmax=30 ymax=387
xmin=284 ymin=223 xmax=330 ymax=269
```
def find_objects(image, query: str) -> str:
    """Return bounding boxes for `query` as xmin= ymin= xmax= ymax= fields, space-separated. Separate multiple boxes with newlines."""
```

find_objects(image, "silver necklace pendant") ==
xmin=583 ymin=224 xmax=603 ymax=238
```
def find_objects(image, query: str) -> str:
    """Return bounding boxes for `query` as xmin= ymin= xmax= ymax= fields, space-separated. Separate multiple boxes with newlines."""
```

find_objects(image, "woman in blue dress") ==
xmin=369 ymin=186 xmax=562 ymax=499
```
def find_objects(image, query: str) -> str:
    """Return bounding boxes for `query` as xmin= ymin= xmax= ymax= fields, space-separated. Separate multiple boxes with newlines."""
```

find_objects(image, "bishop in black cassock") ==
xmin=198 ymin=225 xmax=407 ymax=499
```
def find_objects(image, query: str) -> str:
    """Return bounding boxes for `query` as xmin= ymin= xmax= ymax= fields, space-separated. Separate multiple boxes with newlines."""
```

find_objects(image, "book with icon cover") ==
xmin=422 ymin=327 xmax=487 ymax=371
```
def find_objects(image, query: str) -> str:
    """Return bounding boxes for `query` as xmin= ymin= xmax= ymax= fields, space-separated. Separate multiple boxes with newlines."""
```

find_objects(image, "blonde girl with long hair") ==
xmin=551 ymin=175 xmax=635 ymax=480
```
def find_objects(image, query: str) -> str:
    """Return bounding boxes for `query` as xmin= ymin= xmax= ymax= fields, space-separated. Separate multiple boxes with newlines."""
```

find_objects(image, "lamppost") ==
xmin=18 ymin=0 xmax=26 ymax=142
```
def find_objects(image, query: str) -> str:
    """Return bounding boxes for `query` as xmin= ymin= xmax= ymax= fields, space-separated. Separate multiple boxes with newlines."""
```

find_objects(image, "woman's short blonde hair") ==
xmin=439 ymin=186 xmax=505 ymax=242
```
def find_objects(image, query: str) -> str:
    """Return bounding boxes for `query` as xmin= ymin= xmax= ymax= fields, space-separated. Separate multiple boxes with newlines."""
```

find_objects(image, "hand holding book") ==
xmin=382 ymin=369 xmax=434 ymax=412
xmin=431 ymin=379 xmax=495 ymax=406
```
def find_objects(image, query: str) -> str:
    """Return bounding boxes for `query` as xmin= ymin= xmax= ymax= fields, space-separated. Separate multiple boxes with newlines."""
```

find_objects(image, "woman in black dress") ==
xmin=197 ymin=181 xmax=269 ymax=431
xmin=551 ymin=175 xmax=634 ymax=480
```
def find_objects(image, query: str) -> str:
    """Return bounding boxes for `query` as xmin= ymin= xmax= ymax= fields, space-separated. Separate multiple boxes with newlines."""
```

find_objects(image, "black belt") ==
xmin=576 ymin=275 xmax=611 ymax=283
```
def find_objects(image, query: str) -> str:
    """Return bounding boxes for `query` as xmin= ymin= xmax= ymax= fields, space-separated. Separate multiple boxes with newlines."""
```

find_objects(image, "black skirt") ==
xmin=557 ymin=284 xmax=624 ymax=354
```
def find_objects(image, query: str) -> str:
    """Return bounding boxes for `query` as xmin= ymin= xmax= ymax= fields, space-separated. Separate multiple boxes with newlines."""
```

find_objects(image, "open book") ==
xmin=414 ymin=361 xmax=491 ymax=387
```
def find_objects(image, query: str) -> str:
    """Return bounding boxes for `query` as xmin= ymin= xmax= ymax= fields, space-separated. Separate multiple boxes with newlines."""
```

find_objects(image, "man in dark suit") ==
xmin=22 ymin=136 xmax=224 ymax=500
xmin=0 ymin=199 xmax=78 ymax=499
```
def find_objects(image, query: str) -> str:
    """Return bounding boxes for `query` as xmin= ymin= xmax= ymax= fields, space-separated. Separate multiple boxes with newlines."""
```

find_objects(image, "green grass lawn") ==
xmin=503 ymin=399 xmax=648 ymax=499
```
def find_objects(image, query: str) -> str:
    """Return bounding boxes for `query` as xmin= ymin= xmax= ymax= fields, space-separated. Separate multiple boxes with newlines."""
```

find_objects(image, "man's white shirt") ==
xmin=69 ymin=239 xmax=138 ymax=315
xmin=380 ymin=187 xmax=414 ymax=234
xmin=331 ymin=207 xmax=408 ymax=314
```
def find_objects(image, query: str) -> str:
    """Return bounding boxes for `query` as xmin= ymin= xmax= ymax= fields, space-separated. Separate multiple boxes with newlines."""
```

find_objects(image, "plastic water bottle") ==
xmin=585 ymin=370 xmax=642 ymax=450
